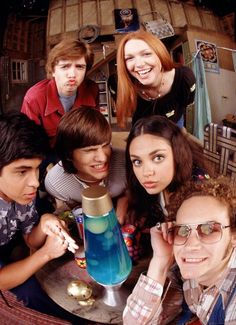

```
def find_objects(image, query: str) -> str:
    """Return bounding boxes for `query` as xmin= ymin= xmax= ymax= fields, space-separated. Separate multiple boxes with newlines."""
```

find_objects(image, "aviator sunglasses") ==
xmin=167 ymin=221 xmax=230 ymax=245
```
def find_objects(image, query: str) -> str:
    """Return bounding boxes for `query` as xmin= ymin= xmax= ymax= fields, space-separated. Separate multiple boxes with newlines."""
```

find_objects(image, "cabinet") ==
xmin=96 ymin=80 xmax=111 ymax=123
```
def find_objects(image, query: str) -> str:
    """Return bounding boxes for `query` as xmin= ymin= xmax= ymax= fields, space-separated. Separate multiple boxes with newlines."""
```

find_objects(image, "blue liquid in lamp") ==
xmin=84 ymin=208 xmax=132 ymax=286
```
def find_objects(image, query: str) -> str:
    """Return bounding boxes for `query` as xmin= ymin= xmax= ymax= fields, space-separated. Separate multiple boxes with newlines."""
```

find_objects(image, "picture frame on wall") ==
xmin=114 ymin=8 xmax=140 ymax=33
xmin=195 ymin=40 xmax=220 ymax=73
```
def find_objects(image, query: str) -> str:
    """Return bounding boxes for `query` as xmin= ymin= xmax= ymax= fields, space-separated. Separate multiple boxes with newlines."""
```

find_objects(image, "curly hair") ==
xmin=167 ymin=176 xmax=236 ymax=228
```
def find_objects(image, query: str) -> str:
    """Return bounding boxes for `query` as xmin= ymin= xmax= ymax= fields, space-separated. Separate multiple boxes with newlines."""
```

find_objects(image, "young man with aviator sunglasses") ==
xmin=123 ymin=177 xmax=236 ymax=324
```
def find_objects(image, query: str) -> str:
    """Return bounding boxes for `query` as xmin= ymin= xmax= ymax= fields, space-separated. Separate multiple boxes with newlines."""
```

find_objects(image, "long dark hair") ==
xmin=126 ymin=116 xmax=211 ymax=227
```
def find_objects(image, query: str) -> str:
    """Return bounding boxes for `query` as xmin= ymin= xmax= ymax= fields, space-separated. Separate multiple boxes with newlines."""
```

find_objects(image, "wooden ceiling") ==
xmin=4 ymin=0 xmax=236 ymax=18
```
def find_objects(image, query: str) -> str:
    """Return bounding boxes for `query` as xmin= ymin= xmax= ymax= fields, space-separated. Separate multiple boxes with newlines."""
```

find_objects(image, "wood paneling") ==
xmin=46 ymin=0 xmax=230 ymax=45
xmin=49 ymin=8 xmax=63 ymax=35
xmin=66 ymin=4 xmax=79 ymax=31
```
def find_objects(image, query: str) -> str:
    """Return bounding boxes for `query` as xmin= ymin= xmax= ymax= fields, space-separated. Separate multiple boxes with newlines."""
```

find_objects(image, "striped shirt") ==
xmin=45 ymin=148 xmax=126 ymax=207
xmin=123 ymin=248 xmax=236 ymax=324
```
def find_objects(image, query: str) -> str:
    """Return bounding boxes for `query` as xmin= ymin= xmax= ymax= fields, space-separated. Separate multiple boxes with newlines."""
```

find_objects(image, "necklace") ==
xmin=140 ymin=72 xmax=164 ymax=101
xmin=75 ymin=175 xmax=102 ymax=184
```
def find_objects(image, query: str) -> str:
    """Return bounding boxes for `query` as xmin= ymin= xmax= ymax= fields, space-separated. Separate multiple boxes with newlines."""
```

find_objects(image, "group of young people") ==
xmin=0 ymin=29 xmax=234 ymax=324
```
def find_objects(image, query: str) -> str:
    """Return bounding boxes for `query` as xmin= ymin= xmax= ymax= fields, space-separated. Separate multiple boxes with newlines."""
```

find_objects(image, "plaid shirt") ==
xmin=123 ymin=248 xmax=236 ymax=325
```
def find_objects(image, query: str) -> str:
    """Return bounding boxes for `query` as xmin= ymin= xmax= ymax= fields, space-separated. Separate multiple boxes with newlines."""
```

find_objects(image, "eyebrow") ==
xmin=57 ymin=63 xmax=86 ymax=67
xmin=13 ymin=166 xmax=33 ymax=170
xmin=130 ymin=149 xmax=168 ymax=158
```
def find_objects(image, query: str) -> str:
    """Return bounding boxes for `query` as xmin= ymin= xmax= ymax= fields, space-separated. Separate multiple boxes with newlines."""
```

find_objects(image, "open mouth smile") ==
xmin=183 ymin=257 xmax=207 ymax=263
xmin=136 ymin=68 xmax=152 ymax=77
xmin=92 ymin=163 xmax=108 ymax=171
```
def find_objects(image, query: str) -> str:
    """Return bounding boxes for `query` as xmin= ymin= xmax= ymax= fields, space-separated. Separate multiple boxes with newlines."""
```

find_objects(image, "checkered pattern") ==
xmin=123 ymin=249 xmax=236 ymax=324
xmin=143 ymin=20 xmax=175 ymax=39
xmin=203 ymin=123 xmax=236 ymax=181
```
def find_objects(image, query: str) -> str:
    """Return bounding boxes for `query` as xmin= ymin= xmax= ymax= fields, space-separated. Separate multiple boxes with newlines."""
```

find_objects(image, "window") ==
xmin=11 ymin=60 xmax=28 ymax=83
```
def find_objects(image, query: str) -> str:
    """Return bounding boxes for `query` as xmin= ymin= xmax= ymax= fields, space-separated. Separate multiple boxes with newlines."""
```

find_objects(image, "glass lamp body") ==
xmin=83 ymin=207 xmax=132 ymax=286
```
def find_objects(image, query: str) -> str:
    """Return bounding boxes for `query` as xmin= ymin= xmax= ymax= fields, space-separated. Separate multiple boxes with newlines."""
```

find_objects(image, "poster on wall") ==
xmin=114 ymin=8 xmax=139 ymax=33
xmin=195 ymin=40 xmax=220 ymax=73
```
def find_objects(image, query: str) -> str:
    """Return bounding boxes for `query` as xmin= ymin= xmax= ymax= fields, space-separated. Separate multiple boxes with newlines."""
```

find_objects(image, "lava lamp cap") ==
xmin=81 ymin=185 xmax=113 ymax=216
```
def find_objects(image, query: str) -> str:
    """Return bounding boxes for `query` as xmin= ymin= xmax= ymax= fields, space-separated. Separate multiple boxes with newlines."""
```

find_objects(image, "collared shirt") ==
xmin=21 ymin=78 xmax=99 ymax=144
xmin=123 ymin=248 xmax=236 ymax=324
xmin=0 ymin=198 xmax=39 ymax=246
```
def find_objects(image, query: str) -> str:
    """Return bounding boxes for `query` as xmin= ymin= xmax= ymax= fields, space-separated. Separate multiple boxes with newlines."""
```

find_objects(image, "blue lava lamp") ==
xmin=82 ymin=185 xmax=132 ymax=306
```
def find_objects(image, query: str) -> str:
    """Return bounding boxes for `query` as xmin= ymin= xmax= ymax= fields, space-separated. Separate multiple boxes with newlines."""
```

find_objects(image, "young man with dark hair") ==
xmin=0 ymin=112 xmax=86 ymax=323
xmin=45 ymin=107 xmax=127 ymax=222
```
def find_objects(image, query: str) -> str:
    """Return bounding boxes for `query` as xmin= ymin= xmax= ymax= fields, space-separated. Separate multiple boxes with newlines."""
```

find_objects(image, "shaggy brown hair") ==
xmin=46 ymin=39 xmax=94 ymax=78
xmin=55 ymin=107 xmax=111 ymax=174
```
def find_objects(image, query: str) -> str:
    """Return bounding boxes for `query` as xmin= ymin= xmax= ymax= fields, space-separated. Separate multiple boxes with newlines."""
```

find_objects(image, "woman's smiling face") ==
xmin=129 ymin=133 xmax=175 ymax=195
xmin=124 ymin=39 xmax=162 ymax=88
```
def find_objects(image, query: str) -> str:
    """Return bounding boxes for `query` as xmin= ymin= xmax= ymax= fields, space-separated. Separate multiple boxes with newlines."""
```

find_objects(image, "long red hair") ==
xmin=116 ymin=30 xmax=175 ymax=127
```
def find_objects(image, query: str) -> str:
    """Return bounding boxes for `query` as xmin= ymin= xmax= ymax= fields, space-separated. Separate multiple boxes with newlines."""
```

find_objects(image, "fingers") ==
xmin=153 ymin=221 xmax=174 ymax=244
xmin=47 ymin=224 xmax=78 ymax=253
xmin=60 ymin=232 xmax=78 ymax=253
xmin=59 ymin=236 xmax=78 ymax=254
xmin=155 ymin=222 xmax=162 ymax=231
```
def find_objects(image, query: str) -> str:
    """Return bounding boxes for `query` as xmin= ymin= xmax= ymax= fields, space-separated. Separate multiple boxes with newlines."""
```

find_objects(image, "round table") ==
xmin=37 ymin=251 xmax=149 ymax=324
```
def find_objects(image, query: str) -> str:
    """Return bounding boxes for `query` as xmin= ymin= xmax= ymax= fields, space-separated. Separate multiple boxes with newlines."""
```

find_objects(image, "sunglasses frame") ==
xmin=168 ymin=221 xmax=231 ymax=246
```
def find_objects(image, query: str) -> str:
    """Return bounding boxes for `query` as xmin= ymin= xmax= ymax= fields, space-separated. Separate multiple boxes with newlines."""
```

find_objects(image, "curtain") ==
xmin=192 ymin=52 xmax=212 ymax=141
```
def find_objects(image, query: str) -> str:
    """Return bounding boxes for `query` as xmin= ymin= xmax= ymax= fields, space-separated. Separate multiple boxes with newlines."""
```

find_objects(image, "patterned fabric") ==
xmin=0 ymin=198 xmax=39 ymax=246
xmin=0 ymin=290 xmax=70 ymax=325
xmin=184 ymin=248 xmax=236 ymax=324
xmin=123 ymin=248 xmax=236 ymax=325
xmin=203 ymin=123 xmax=236 ymax=181
xmin=45 ymin=148 xmax=127 ymax=207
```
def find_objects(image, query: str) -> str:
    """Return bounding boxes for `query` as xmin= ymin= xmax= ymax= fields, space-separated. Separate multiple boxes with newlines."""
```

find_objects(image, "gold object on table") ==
xmin=67 ymin=279 xmax=95 ymax=305
xmin=78 ymin=297 xmax=95 ymax=306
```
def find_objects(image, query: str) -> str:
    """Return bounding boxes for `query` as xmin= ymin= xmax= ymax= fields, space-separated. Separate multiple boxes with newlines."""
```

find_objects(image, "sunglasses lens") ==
xmin=170 ymin=223 xmax=223 ymax=245
xmin=170 ymin=225 xmax=189 ymax=245
xmin=198 ymin=223 xmax=222 ymax=243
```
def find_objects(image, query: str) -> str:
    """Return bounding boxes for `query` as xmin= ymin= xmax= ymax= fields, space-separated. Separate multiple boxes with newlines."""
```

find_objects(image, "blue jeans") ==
xmin=0 ymin=239 xmax=87 ymax=324
xmin=177 ymin=115 xmax=184 ymax=128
